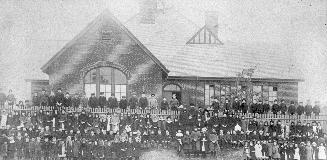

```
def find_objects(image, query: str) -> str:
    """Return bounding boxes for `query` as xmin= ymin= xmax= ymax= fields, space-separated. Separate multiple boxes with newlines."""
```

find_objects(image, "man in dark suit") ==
xmin=63 ymin=92 xmax=72 ymax=108
xmin=312 ymin=101 xmax=320 ymax=116
xmin=232 ymin=97 xmax=240 ymax=113
xmin=211 ymin=97 xmax=220 ymax=112
xmin=139 ymin=92 xmax=148 ymax=109
xmin=280 ymin=99 xmax=287 ymax=115
xmin=88 ymin=93 xmax=98 ymax=108
xmin=128 ymin=93 xmax=138 ymax=109
xmin=32 ymin=92 xmax=39 ymax=106
xmin=297 ymin=102 xmax=305 ymax=118
xmin=305 ymin=100 xmax=312 ymax=116
xmin=108 ymin=93 xmax=118 ymax=109
xmin=288 ymin=101 xmax=296 ymax=115
xmin=39 ymin=89 xmax=49 ymax=106
xmin=55 ymin=88 xmax=65 ymax=108
xmin=98 ymin=92 xmax=107 ymax=108
xmin=119 ymin=96 xmax=128 ymax=110
xmin=271 ymin=99 xmax=280 ymax=115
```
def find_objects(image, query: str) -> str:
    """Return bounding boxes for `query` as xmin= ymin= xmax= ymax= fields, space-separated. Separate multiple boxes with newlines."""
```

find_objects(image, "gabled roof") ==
xmin=124 ymin=8 xmax=303 ymax=81
xmin=41 ymin=9 xmax=169 ymax=74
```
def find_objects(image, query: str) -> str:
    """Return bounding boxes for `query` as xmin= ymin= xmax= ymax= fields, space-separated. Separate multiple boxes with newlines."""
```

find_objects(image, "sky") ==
xmin=0 ymin=0 xmax=326 ymax=105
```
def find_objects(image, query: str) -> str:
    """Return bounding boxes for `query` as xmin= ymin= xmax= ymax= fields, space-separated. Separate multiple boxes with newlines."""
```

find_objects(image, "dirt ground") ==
xmin=140 ymin=149 xmax=244 ymax=160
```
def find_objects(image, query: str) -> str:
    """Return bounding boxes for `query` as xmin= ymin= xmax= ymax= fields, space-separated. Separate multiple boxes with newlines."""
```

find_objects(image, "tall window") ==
xmin=84 ymin=67 xmax=127 ymax=100
xmin=268 ymin=86 xmax=278 ymax=105
xmin=204 ymin=84 xmax=215 ymax=105
xmin=163 ymin=84 xmax=181 ymax=103
xmin=253 ymin=85 xmax=262 ymax=102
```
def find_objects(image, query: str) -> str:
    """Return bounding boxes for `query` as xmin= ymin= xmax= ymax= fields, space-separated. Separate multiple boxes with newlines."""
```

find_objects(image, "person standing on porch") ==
xmin=6 ymin=89 xmax=15 ymax=107
xmin=98 ymin=92 xmax=107 ymax=108
xmin=170 ymin=94 xmax=179 ymax=111
xmin=128 ymin=92 xmax=138 ymax=109
xmin=108 ymin=93 xmax=118 ymax=109
xmin=39 ymin=89 xmax=49 ymax=107
xmin=139 ymin=92 xmax=148 ymax=110
xmin=148 ymin=94 xmax=158 ymax=110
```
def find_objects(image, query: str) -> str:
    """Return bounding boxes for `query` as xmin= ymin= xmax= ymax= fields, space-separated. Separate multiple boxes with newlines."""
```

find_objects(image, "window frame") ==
xmin=84 ymin=67 xmax=127 ymax=99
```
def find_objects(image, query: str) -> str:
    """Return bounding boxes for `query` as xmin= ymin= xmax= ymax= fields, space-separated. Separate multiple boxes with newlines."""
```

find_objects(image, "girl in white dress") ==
xmin=318 ymin=143 xmax=326 ymax=160
xmin=255 ymin=141 xmax=263 ymax=160
xmin=294 ymin=144 xmax=300 ymax=160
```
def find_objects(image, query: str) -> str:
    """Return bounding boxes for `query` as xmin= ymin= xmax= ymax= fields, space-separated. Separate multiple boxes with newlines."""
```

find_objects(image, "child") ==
xmin=249 ymin=141 xmax=256 ymax=160
xmin=175 ymin=130 xmax=183 ymax=156
xmin=16 ymin=134 xmax=24 ymax=160
xmin=183 ymin=130 xmax=192 ymax=158
xmin=23 ymin=136 xmax=30 ymax=160
xmin=243 ymin=142 xmax=250 ymax=160
xmin=50 ymin=136 xmax=59 ymax=160
xmin=293 ymin=143 xmax=300 ymax=160
xmin=42 ymin=137 xmax=51 ymax=160
xmin=261 ymin=140 xmax=269 ymax=159
xmin=318 ymin=143 xmax=326 ymax=160
xmin=35 ymin=137 xmax=42 ymax=160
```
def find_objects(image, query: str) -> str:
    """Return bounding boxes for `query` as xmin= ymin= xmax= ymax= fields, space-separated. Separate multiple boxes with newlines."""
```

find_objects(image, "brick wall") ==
xmin=46 ymin=14 xmax=164 ymax=99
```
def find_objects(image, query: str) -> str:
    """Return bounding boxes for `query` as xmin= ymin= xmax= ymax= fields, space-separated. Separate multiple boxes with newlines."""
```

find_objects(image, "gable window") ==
xmin=84 ymin=67 xmax=127 ymax=101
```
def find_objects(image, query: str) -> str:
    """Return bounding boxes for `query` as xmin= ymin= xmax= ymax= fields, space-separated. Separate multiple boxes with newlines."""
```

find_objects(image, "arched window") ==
xmin=163 ymin=84 xmax=181 ymax=102
xmin=84 ymin=67 xmax=127 ymax=100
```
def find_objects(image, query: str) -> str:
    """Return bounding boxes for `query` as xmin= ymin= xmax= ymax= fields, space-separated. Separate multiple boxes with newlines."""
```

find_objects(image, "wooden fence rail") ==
xmin=1 ymin=105 xmax=327 ymax=123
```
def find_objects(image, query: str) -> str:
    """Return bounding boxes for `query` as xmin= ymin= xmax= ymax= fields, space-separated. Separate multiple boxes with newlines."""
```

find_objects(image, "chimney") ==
xmin=205 ymin=11 xmax=219 ymax=36
xmin=140 ymin=0 xmax=157 ymax=24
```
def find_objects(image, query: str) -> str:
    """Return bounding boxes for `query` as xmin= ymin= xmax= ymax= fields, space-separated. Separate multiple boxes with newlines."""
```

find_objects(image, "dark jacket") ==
xmin=139 ymin=97 xmax=148 ymax=109
xmin=108 ymin=97 xmax=118 ymax=108
xmin=88 ymin=97 xmax=98 ymax=108
xmin=98 ymin=96 xmax=107 ymax=108
xmin=128 ymin=96 xmax=138 ymax=109
xmin=119 ymin=99 xmax=128 ymax=109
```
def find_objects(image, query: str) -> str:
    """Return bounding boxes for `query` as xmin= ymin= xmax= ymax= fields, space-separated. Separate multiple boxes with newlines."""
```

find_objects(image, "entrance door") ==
xmin=163 ymin=84 xmax=182 ymax=103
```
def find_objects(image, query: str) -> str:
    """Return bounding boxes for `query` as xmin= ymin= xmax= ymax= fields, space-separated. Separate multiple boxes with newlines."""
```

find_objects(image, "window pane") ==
xmin=85 ymin=84 xmax=96 ymax=98
xmin=205 ymin=84 xmax=210 ymax=105
xmin=100 ymin=67 xmax=111 ymax=76
xmin=85 ymin=69 xmax=97 ymax=83
xmin=115 ymin=85 xmax=121 ymax=92
xmin=100 ymin=75 xmax=111 ymax=84
xmin=120 ymin=85 xmax=126 ymax=92
xmin=114 ymin=69 xmax=127 ymax=84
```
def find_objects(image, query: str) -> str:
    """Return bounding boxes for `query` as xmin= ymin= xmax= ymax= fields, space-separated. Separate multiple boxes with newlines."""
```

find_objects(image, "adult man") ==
xmin=32 ymin=92 xmax=39 ymax=106
xmin=119 ymin=96 xmax=128 ymax=110
xmin=63 ymin=92 xmax=72 ymax=108
xmin=224 ymin=99 xmax=231 ymax=114
xmin=54 ymin=88 xmax=64 ymax=107
xmin=288 ymin=101 xmax=296 ymax=116
xmin=263 ymin=101 xmax=270 ymax=114
xmin=232 ymin=97 xmax=241 ymax=113
xmin=271 ymin=99 xmax=280 ymax=115
xmin=305 ymin=100 xmax=312 ymax=116
xmin=71 ymin=93 xmax=80 ymax=108
xmin=128 ymin=93 xmax=138 ymax=109
xmin=297 ymin=102 xmax=305 ymax=117
xmin=160 ymin=98 xmax=169 ymax=110
xmin=88 ymin=93 xmax=98 ymax=108
xmin=312 ymin=101 xmax=320 ymax=116
xmin=256 ymin=100 xmax=264 ymax=114
xmin=211 ymin=97 xmax=220 ymax=112
xmin=39 ymin=89 xmax=49 ymax=106
xmin=280 ymin=99 xmax=287 ymax=115
xmin=170 ymin=94 xmax=179 ymax=111
xmin=108 ymin=93 xmax=118 ymax=109
xmin=6 ymin=89 xmax=15 ymax=106
xmin=139 ymin=93 xmax=148 ymax=109
xmin=148 ymin=94 xmax=158 ymax=110
xmin=240 ymin=99 xmax=248 ymax=114
xmin=98 ymin=92 xmax=107 ymax=108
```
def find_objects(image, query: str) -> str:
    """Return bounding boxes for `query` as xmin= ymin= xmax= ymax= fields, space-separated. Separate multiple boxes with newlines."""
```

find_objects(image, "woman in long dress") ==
xmin=255 ymin=141 xmax=263 ymax=160
xmin=306 ymin=141 xmax=314 ymax=160
xmin=294 ymin=143 xmax=301 ymax=160
xmin=272 ymin=141 xmax=281 ymax=160
xmin=318 ymin=143 xmax=327 ymax=160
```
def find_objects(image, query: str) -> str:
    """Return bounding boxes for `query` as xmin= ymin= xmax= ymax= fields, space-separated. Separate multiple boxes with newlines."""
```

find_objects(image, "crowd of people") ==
xmin=0 ymin=88 xmax=323 ymax=117
xmin=0 ymin=88 xmax=326 ymax=160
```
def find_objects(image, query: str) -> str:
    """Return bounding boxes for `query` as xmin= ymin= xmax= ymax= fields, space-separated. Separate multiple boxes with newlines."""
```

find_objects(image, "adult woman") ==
xmin=318 ymin=143 xmax=326 ymax=160
xmin=294 ymin=143 xmax=300 ymax=160
xmin=272 ymin=141 xmax=281 ymax=160
xmin=306 ymin=141 xmax=313 ymax=160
